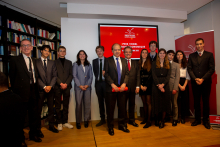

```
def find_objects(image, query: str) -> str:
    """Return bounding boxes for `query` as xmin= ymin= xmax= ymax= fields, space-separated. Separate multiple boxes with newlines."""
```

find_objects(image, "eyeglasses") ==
xmin=21 ymin=44 xmax=32 ymax=48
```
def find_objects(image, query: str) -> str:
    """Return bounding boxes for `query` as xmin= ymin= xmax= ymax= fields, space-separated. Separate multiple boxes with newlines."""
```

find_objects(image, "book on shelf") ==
xmin=37 ymin=39 xmax=55 ymax=50
xmin=0 ymin=44 xmax=4 ymax=55
xmin=38 ymin=29 xmax=55 ymax=39
xmin=0 ymin=57 xmax=3 ymax=72
xmin=7 ymin=32 xmax=36 ymax=46
xmin=7 ymin=19 xmax=35 ymax=35
xmin=57 ymin=31 xmax=61 ymax=40
xmin=8 ymin=45 xmax=20 ymax=56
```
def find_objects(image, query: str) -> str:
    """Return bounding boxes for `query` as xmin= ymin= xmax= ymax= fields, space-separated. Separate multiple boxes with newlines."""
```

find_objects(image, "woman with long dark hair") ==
xmin=174 ymin=50 xmax=190 ymax=124
xmin=138 ymin=49 xmax=152 ymax=128
xmin=151 ymin=48 xmax=171 ymax=128
xmin=73 ymin=50 xmax=93 ymax=129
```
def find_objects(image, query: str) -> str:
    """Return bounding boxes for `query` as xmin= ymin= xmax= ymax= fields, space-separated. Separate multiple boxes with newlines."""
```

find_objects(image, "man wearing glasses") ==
xmin=54 ymin=46 xmax=73 ymax=131
xmin=9 ymin=39 xmax=41 ymax=147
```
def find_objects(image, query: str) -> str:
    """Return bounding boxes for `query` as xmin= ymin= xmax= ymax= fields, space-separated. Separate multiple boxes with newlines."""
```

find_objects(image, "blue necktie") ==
xmin=116 ymin=58 xmax=121 ymax=85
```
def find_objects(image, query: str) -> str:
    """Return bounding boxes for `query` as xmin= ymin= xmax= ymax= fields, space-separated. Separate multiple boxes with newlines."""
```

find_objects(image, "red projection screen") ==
xmin=98 ymin=24 xmax=159 ymax=59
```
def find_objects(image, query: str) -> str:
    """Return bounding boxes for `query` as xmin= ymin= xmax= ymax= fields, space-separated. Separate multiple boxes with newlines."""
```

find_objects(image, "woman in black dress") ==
xmin=152 ymin=48 xmax=171 ymax=128
xmin=174 ymin=50 xmax=190 ymax=124
xmin=139 ymin=49 xmax=152 ymax=128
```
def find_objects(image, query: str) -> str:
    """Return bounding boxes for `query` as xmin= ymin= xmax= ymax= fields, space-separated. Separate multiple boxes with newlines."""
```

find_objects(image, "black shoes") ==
xmin=37 ymin=130 xmax=44 ymax=138
xmin=29 ymin=135 xmax=42 ymax=142
xmin=143 ymin=121 xmax=151 ymax=128
xmin=191 ymin=120 xmax=201 ymax=126
xmin=96 ymin=120 xmax=106 ymax=127
xmin=140 ymin=120 xmax=147 ymax=124
xmin=118 ymin=126 xmax=130 ymax=133
xmin=49 ymin=126 xmax=59 ymax=133
xmin=128 ymin=121 xmax=139 ymax=127
xmin=21 ymin=141 xmax=27 ymax=147
xmin=159 ymin=121 xmax=165 ymax=129
xmin=172 ymin=120 xmax=178 ymax=126
xmin=181 ymin=119 xmax=185 ymax=124
xmin=84 ymin=121 xmax=89 ymax=128
xmin=155 ymin=120 xmax=159 ymax=126
xmin=108 ymin=128 xmax=114 ymax=136
xmin=76 ymin=123 xmax=81 ymax=129
xmin=203 ymin=121 xmax=210 ymax=129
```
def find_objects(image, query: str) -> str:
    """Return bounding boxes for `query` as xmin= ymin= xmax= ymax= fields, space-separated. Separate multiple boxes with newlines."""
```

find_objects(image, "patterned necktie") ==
xmin=28 ymin=57 xmax=33 ymax=84
xmin=43 ymin=59 xmax=47 ymax=72
xmin=127 ymin=59 xmax=131 ymax=71
xmin=116 ymin=58 xmax=121 ymax=85
xmin=99 ymin=59 xmax=102 ymax=82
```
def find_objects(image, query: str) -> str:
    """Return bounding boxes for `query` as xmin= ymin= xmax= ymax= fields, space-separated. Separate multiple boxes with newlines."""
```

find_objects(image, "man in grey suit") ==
xmin=54 ymin=46 xmax=73 ymax=131
xmin=104 ymin=43 xmax=130 ymax=136
xmin=36 ymin=45 xmax=58 ymax=134
xmin=92 ymin=46 xmax=106 ymax=127
xmin=167 ymin=50 xmax=180 ymax=126
xmin=123 ymin=46 xmax=140 ymax=127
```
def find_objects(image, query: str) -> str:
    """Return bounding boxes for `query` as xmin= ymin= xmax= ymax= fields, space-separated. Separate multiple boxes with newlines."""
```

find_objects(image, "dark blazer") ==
xmin=9 ymin=55 xmax=38 ymax=102
xmin=104 ymin=56 xmax=129 ymax=92
xmin=0 ymin=90 xmax=23 ymax=146
xmin=127 ymin=60 xmax=140 ymax=92
xmin=55 ymin=58 xmax=73 ymax=88
xmin=150 ymin=53 xmax=157 ymax=62
xmin=36 ymin=58 xmax=57 ymax=90
xmin=187 ymin=51 xmax=215 ymax=82
xmin=92 ymin=57 xmax=105 ymax=82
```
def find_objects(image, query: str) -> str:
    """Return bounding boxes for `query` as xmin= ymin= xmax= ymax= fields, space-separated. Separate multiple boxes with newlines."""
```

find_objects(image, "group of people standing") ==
xmin=0 ymin=37 xmax=215 ymax=147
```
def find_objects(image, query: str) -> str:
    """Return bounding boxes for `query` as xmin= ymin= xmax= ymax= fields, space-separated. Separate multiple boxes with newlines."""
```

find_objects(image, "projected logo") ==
xmin=125 ymin=28 xmax=136 ymax=38
xmin=183 ymin=45 xmax=196 ymax=59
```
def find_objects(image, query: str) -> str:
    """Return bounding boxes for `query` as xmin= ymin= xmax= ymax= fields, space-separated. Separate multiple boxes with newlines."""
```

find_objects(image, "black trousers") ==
xmin=125 ymin=91 xmax=136 ymax=122
xmin=95 ymin=81 xmax=106 ymax=120
xmin=37 ymin=88 xmax=55 ymax=128
xmin=178 ymin=78 xmax=189 ymax=119
xmin=105 ymin=92 xmax=127 ymax=129
xmin=191 ymin=80 xmax=211 ymax=121
xmin=20 ymin=84 xmax=38 ymax=141
xmin=55 ymin=86 xmax=71 ymax=124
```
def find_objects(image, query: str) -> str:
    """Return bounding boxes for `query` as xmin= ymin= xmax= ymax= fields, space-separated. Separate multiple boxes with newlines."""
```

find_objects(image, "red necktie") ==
xmin=127 ymin=60 xmax=130 ymax=71
xmin=199 ymin=53 xmax=202 ymax=56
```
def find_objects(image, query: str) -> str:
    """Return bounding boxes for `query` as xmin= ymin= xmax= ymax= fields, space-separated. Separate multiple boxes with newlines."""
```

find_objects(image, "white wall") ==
xmin=61 ymin=18 xmax=184 ymax=122
xmin=184 ymin=0 xmax=220 ymax=115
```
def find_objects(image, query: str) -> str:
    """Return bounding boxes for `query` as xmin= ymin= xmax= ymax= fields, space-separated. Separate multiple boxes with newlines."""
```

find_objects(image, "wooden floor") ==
xmin=25 ymin=118 xmax=220 ymax=147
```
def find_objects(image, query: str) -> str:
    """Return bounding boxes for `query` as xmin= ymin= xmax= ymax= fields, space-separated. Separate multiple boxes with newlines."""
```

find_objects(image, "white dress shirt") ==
xmin=22 ymin=53 xmax=36 ymax=83
xmin=41 ymin=57 xmax=47 ymax=66
xmin=98 ymin=56 xmax=105 ymax=80
xmin=197 ymin=50 xmax=204 ymax=56
xmin=180 ymin=67 xmax=190 ymax=80
xmin=82 ymin=64 xmax=85 ymax=72
xmin=113 ymin=55 xmax=122 ymax=73
xmin=125 ymin=58 xmax=131 ymax=67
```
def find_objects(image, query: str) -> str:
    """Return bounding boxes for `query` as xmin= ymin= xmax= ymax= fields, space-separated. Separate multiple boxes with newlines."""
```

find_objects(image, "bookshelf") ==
xmin=0 ymin=4 xmax=61 ymax=78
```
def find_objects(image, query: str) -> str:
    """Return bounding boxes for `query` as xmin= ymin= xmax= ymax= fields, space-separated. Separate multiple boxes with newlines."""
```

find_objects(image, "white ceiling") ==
xmin=2 ymin=0 xmax=213 ymax=26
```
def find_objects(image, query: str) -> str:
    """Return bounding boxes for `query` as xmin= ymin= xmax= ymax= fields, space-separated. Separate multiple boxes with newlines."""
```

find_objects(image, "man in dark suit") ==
xmin=92 ymin=46 xmax=106 ymax=127
xmin=36 ymin=45 xmax=58 ymax=134
xmin=104 ymin=43 xmax=130 ymax=136
xmin=123 ymin=46 xmax=140 ymax=127
xmin=149 ymin=41 xmax=158 ymax=62
xmin=0 ymin=72 xmax=23 ymax=147
xmin=54 ymin=46 xmax=73 ymax=131
xmin=9 ymin=39 xmax=41 ymax=146
xmin=187 ymin=38 xmax=215 ymax=129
